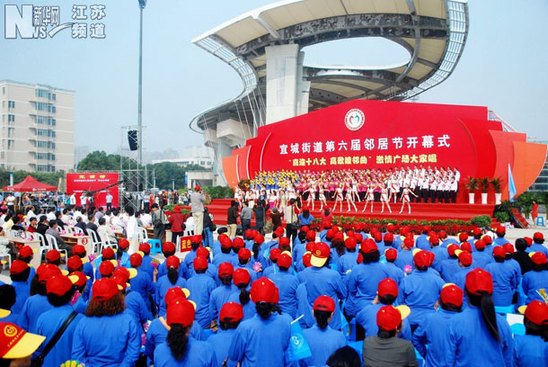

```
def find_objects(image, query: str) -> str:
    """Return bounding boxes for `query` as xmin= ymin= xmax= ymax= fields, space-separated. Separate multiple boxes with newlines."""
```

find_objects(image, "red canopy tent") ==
xmin=2 ymin=175 xmax=58 ymax=192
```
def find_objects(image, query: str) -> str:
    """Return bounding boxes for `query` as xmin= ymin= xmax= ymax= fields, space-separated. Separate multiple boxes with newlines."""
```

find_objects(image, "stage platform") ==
xmin=207 ymin=199 xmax=496 ymax=226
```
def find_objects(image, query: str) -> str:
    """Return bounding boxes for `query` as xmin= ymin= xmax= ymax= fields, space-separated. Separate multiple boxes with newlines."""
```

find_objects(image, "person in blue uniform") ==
xmin=302 ymin=295 xmax=347 ymax=367
xmin=472 ymin=239 xmax=493 ymax=269
xmin=235 ymin=248 xmax=255 ymax=275
xmin=228 ymin=277 xmax=292 ymax=366
xmin=262 ymin=248 xmax=281 ymax=278
xmin=449 ymin=250 xmax=475 ymax=290
xmin=187 ymin=247 xmax=218 ymax=281
xmin=186 ymin=256 xmax=217 ymax=329
xmin=400 ymin=250 xmax=445 ymax=330
xmin=395 ymin=237 xmax=415 ymax=271
xmin=16 ymin=245 xmax=36 ymax=286
xmin=514 ymin=300 xmax=548 ymax=366
xmin=129 ymin=252 xmax=156 ymax=319
xmin=156 ymin=256 xmax=188 ymax=316
xmin=9 ymin=260 xmax=32 ymax=318
xmin=428 ymin=234 xmax=447 ymax=272
xmin=493 ymin=226 xmax=510 ymax=247
xmin=157 ymin=242 xmax=189 ymax=280
xmin=36 ymin=274 xmax=83 ymax=367
xmin=207 ymin=302 xmax=244 ymax=367
xmin=228 ymin=268 xmax=256 ymax=320
xmin=356 ymin=278 xmax=412 ymax=341
xmin=522 ymin=252 xmax=548 ymax=304
xmin=153 ymin=297 xmax=217 ymax=367
xmin=298 ymin=242 xmax=347 ymax=330
xmin=250 ymin=234 xmax=268 ymax=273
xmin=70 ymin=271 xmax=90 ymax=314
xmin=446 ymin=268 xmax=514 ymax=367
xmin=337 ymin=236 xmax=359 ymax=277
xmin=415 ymin=226 xmax=431 ymax=251
xmin=209 ymin=262 xmax=237 ymax=322
xmin=412 ymin=283 xmax=463 ymax=367
xmin=440 ymin=244 xmax=461 ymax=281
xmin=137 ymin=242 xmax=156 ymax=280
xmin=115 ymin=238 xmax=131 ymax=268
xmin=213 ymin=237 xmax=237 ymax=266
xmin=384 ymin=248 xmax=404 ymax=286
xmin=183 ymin=235 xmax=204 ymax=269
xmin=71 ymin=244 xmax=94 ymax=280
xmin=528 ymin=232 xmax=548 ymax=256
xmin=113 ymin=267 xmax=149 ymax=329
xmin=72 ymin=277 xmax=141 ymax=366
xmin=485 ymin=246 xmax=521 ymax=306
xmin=267 ymin=252 xmax=299 ymax=318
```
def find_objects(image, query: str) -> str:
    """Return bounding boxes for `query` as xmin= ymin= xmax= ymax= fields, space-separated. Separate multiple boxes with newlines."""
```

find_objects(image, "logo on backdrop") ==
xmin=344 ymin=108 xmax=365 ymax=131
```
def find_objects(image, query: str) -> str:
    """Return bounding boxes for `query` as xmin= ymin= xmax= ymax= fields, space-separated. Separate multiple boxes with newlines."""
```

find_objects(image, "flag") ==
xmin=508 ymin=164 xmax=516 ymax=202
xmin=288 ymin=318 xmax=312 ymax=361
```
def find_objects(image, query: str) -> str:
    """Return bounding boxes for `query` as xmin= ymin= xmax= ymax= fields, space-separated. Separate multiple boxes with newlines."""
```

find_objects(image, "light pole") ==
xmin=137 ymin=0 xmax=146 ymax=190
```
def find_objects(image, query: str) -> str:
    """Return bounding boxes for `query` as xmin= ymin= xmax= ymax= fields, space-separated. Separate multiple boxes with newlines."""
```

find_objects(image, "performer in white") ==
xmin=362 ymin=184 xmax=375 ymax=213
xmin=306 ymin=184 xmax=316 ymax=211
xmin=318 ymin=182 xmax=328 ymax=211
xmin=332 ymin=183 xmax=345 ymax=212
xmin=380 ymin=184 xmax=392 ymax=214
xmin=345 ymin=182 xmax=358 ymax=212
xmin=399 ymin=185 xmax=418 ymax=214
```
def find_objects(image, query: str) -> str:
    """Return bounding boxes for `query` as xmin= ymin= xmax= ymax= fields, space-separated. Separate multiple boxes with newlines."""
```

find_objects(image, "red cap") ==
xmin=474 ymin=239 xmax=486 ymax=250
xmin=270 ymin=248 xmax=281 ymax=262
xmin=99 ymin=260 xmax=116 ymax=277
xmin=193 ymin=256 xmax=208 ymax=271
xmin=191 ymin=235 xmax=202 ymax=244
xmin=277 ymin=252 xmax=292 ymax=268
xmin=521 ymin=300 xmax=548 ymax=326
xmin=377 ymin=305 xmax=409 ymax=331
xmin=334 ymin=233 xmax=345 ymax=243
xmin=232 ymin=237 xmax=245 ymax=250
xmin=279 ymin=237 xmax=291 ymax=247
xmin=46 ymin=275 xmax=75 ymax=296
xmin=118 ymin=239 xmax=130 ymax=249
xmin=91 ymin=278 xmax=119 ymax=301
xmin=167 ymin=299 xmax=195 ymax=327
xmin=403 ymin=237 xmax=414 ymax=249
xmin=254 ymin=234 xmax=265 ymax=244
xmin=458 ymin=232 xmax=469 ymax=242
xmin=220 ymin=302 xmax=244 ymax=323
xmin=238 ymin=248 xmax=251 ymax=261
xmin=439 ymin=230 xmax=447 ymax=239
xmin=447 ymin=244 xmax=459 ymax=257
xmin=384 ymin=233 xmax=394 ymax=243
xmin=493 ymin=246 xmax=506 ymax=259
xmin=496 ymin=226 xmax=506 ymax=234
xmin=220 ymin=237 xmax=232 ymax=249
xmin=306 ymin=231 xmax=316 ymax=241
xmin=524 ymin=237 xmax=533 ymax=246
xmin=166 ymin=255 xmax=180 ymax=269
xmin=9 ymin=260 xmax=29 ymax=275
xmin=194 ymin=185 xmax=201 ymax=191
xmin=130 ymin=253 xmax=143 ymax=267
xmin=472 ymin=227 xmax=482 ymax=236
xmin=460 ymin=242 xmax=472 ymax=253
xmin=378 ymin=278 xmax=398 ymax=298
xmin=19 ymin=246 xmax=33 ymax=258
xmin=67 ymin=255 xmax=83 ymax=272
xmin=139 ymin=243 xmax=151 ymax=253
xmin=313 ymin=295 xmax=335 ymax=312
xmin=385 ymin=248 xmax=397 ymax=261
xmin=72 ymin=245 xmax=86 ymax=256
xmin=374 ymin=232 xmax=382 ymax=243
xmin=465 ymin=268 xmax=493 ymax=295
xmin=164 ymin=287 xmax=189 ymax=306
xmin=162 ymin=242 xmax=176 ymax=253
xmin=414 ymin=250 xmax=432 ymax=268
xmin=530 ymin=252 xmax=548 ymax=266
xmin=233 ymin=268 xmax=251 ymax=287
xmin=71 ymin=271 xmax=88 ymax=287
xmin=250 ymin=277 xmax=279 ymax=303
xmin=503 ymin=243 xmax=514 ymax=254
xmin=37 ymin=263 xmax=62 ymax=283
xmin=302 ymin=252 xmax=312 ymax=268
xmin=196 ymin=246 xmax=209 ymax=259
xmin=458 ymin=251 xmax=473 ymax=267
xmin=429 ymin=234 xmax=439 ymax=244
xmin=386 ymin=223 xmax=395 ymax=232
xmin=533 ymin=232 xmax=544 ymax=240
xmin=46 ymin=249 xmax=60 ymax=263
xmin=360 ymin=239 xmax=378 ymax=254
xmin=345 ymin=237 xmax=357 ymax=250
xmin=301 ymin=226 xmax=310 ymax=233
xmin=440 ymin=284 xmax=463 ymax=307
xmin=355 ymin=233 xmax=363 ymax=244
xmin=310 ymin=242 xmax=330 ymax=267
xmin=218 ymin=262 xmax=234 ymax=278
xmin=482 ymin=235 xmax=493 ymax=245
xmin=102 ymin=247 xmax=115 ymax=260
xmin=244 ymin=229 xmax=254 ymax=239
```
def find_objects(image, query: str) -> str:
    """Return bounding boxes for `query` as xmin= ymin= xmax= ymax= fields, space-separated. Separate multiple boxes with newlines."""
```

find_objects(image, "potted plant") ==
xmin=465 ymin=176 xmax=479 ymax=204
xmin=479 ymin=177 xmax=490 ymax=204
xmin=491 ymin=177 xmax=502 ymax=204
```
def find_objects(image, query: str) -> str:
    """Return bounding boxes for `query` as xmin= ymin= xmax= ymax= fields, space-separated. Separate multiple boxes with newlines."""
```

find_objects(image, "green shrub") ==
xmin=470 ymin=215 xmax=492 ymax=228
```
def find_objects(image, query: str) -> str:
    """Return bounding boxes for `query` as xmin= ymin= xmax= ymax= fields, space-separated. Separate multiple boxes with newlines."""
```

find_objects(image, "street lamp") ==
xmin=137 ymin=0 xmax=146 ymax=191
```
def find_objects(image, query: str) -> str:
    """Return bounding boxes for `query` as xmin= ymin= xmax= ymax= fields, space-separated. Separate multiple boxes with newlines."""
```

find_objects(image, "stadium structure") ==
xmin=190 ymin=0 xmax=470 ymax=185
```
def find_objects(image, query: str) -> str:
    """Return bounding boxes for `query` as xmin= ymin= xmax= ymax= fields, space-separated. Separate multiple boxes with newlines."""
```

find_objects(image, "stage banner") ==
xmin=66 ymin=173 xmax=119 ymax=208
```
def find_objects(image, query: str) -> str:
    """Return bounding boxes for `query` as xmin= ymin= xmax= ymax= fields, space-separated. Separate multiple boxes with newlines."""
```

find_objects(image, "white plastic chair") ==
xmin=72 ymin=226 xmax=84 ymax=235
xmin=88 ymin=229 xmax=102 ymax=254
xmin=45 ymin=234 xmax=68 ymax=261
xmin=137 ymin=227 xmax=149 ymax=243
xmin=33 ymin=232 xmax=48 ymax=261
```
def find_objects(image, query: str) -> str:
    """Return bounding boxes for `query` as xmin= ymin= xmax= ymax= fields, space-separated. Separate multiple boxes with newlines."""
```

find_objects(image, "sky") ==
xmin=1 ymin=0 xmax=547 ymax=159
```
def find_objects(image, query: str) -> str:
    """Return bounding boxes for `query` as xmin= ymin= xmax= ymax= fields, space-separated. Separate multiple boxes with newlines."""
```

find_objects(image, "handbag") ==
xmin=31 ymin=311 xmax=78 ymax=367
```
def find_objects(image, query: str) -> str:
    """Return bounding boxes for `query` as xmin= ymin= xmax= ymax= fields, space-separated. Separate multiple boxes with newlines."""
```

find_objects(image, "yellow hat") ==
xmin=0 ymin=322 xmax=45 ymax=359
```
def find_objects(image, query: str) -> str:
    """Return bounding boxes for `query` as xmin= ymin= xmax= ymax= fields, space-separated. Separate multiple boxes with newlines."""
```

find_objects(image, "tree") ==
xmin=77 ymin=151 xmax=122 ymax=171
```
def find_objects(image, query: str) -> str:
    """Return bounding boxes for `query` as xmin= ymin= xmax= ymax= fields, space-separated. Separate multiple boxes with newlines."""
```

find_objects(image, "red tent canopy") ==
xmin=2 ymin=175 xmax=58 ymax=192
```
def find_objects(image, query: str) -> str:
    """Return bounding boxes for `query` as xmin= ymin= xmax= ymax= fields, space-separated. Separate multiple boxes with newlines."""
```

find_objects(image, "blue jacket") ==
xmin=155 ymin=275 xmax=188 ymax=316
xmin=213 ymin=252 xmax=237 ymax=267
xmin=447 ymin=305 xmax=513 ymax=367
xmin=11 ymin=280 xmax=30 ymax=317
xmin=228 ymin=313 xmax=291 ymax=367
xmin=430 ymin=246 xmax=448 ymax=272
xmin=125 ymin=290 xmax=148 ymax=326
xmin=522 ymin=269 xmax=548 ymax=304
xmin=513 ymin=334 xmax=547 ymax=367
xmin=207 ymin=328 xmax=238 ymax=367
xmin=345 ymin=262 xmax=390 ymax=317
xmin=154 ymin=337 xmax=217 ymax=367
xmin=36 ymin=304 xmax=83 ymax=367
xmin=82 ymin=261 xmax=94 ymax=280
xmin=298 ymin=266 xmax=347 ymax=329
xmin=412 ymin=308 xmax=459 ymax=367
xmin=527 ymin=243 xmax=548 ymax=257
xmin=415 ymin=234 xmax=430 ymax=250
xmin=292 ymin=242 xmax=307 ymax=267
xmin=209 ymin=283 xmax=238 ymax=322
xmin=494 ymin=237 xmax=510 ymax=246
xmin=384 ymin=262 xmax=405 ymax=287
xmin=72 ymin=312 xmax=141 ymax=367
xmin=187 ymin=273 xmax=217 ymax=328
xmin=400 ymin=270 xmax=445 ymax=328
xmin=440 ymin=258 xmax=460 ymax=282
xmin=130 ymin=268 xmax=155 ymax=318
xmin=19 ymin=294 xmax=53 ymax=333
xmin=184 ymin=248 xmax=199 ymax=269
xmin=140 ymin=254 xmax=155 ymax=279
xmin=145 ymin=317 xmax=205 ymax=359
xmin=337 ymin=252 xmax=359 ymax=277
xmin=394 ymin=250 xmax=414 ymax=271
xmin=228 ymin=291 xmax=256 ymax=321
xmin=158 ymin=260 xmax=189 ymax=280
xmin=301 ymin=325 xmax=346 ymax=367
xmin=268 ymin=270 xmax=299 ymax=319
xmin=356 ymin=303 xmax=412 ymax=341
xmin=485 ymin=261 xmax=520 ymax=306
xmin=472 ymin=251 xmax=493 ymax=269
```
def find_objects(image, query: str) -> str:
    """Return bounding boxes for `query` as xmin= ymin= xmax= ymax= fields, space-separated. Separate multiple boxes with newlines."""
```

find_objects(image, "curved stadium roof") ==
xmin=190 ymin=0 xmax=469 ymax=135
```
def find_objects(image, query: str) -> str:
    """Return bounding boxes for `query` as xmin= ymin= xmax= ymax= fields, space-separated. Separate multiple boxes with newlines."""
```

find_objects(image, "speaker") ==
xmin=128 ymin=130 xmax=138 ymax=151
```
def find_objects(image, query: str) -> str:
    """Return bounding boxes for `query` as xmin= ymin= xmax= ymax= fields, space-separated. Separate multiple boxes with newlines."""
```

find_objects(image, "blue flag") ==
xmin=288 ymin=319 xmax=312 ymax=361
xmin=508 ymin=164 xmax=516 ymax=202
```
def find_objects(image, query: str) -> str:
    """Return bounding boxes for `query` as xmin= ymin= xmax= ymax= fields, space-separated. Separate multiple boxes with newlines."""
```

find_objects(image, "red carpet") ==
xmin=207 ymin=199 xmax=495 ymax=226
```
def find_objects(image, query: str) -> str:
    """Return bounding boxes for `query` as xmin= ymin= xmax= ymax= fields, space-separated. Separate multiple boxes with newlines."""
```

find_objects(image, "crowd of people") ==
xmin=0 ymin=203 xmax=547 ymax=366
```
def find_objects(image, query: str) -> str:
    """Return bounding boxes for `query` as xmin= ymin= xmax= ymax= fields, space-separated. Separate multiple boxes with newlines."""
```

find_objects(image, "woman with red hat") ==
xmin=157 ymin=242 xmax=189 ymax=280
xmin=228 ymin=277 xmax=292 ymax=366
xmin=228 ymin=268 xmax=256 ymax=320
xmin=522 ymin=252 xmax=548 ymax=304
xmin=209 ymin=262 xmax=237 ymax=323
xmin=186 ymin=256 xmax=217 ymax=329
xmin=267 ymin=252 xmax=299 ymax=318
xmin=514 ymin=300 xmax=548 ymax=366
xmin=302 ymin=295 xmax=347 ymax=367
xmin=128 ymin=252 xmax=155 ymax=319
xmin=72 ymin=278 xmax=140 ymax=366
xmin=447 ymin=268 xmax=513 ymax=366
xmin=155 ymin=256 xmax=188 ymax=316
xmin=485 ymin=247 xmax=521 ymax=306
xmin=9 ymin=260 xmax=32 ymax=318
xmin=207 ymin=302 xmax=244 ymax=367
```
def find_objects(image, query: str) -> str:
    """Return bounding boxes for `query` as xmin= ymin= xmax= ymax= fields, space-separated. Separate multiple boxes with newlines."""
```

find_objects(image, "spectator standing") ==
xmin=190 ymin=185 xmax=206 ymax=236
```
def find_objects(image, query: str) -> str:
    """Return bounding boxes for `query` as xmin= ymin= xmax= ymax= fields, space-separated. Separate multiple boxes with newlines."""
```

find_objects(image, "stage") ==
xmin=207 ymin=199 xmax=496 ymax=226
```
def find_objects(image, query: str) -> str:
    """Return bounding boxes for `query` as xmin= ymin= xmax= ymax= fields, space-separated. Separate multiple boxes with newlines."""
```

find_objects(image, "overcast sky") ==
xmin=1 ymin=0 xmax=547 ymax=157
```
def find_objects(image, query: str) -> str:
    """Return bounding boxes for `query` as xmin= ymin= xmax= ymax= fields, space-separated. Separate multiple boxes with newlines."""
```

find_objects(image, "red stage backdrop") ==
xmin=66 ymin=173 xmax=119 ymax=208
xmin=223 ymin=100 xmax=546 ymax=202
